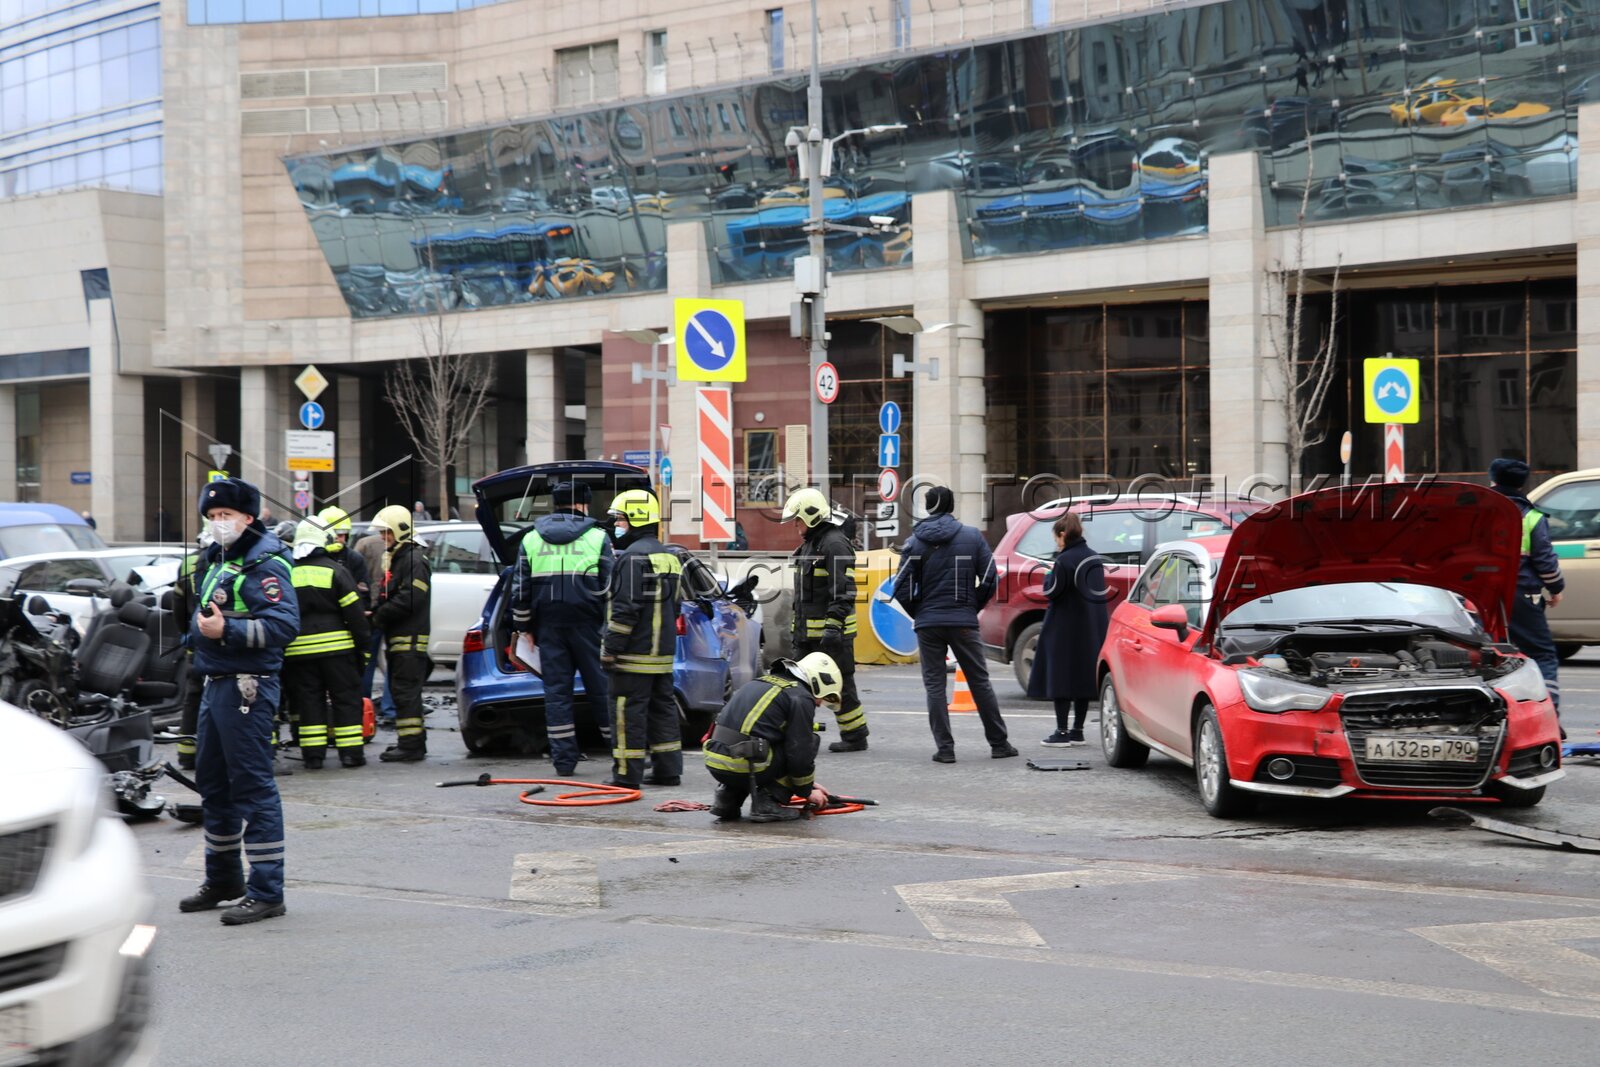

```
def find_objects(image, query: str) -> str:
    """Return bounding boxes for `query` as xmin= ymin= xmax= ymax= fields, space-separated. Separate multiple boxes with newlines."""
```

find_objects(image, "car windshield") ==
xmin=100 ymin=553 xmax=175 ymax=583
xmin=0 ymin=523 xmax=106 ymax=557
xmin=1222 ymin=582 xmax=1476 ymax=631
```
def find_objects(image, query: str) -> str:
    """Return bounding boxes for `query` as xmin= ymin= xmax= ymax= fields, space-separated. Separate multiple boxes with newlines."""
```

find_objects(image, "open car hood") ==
xmin=1205 ymin=481 xmax=1522 ymax=643
xmin=472 ymin=461 xmax=651 ymax=565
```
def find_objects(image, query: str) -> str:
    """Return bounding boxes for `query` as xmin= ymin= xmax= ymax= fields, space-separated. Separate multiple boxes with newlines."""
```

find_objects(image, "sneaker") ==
xmin=990 ymin=743 xmax=1020 ymax=759
xmin=219 ymin=898 xmax=287 ymax=926
xmin=378 ymin=745 xmax=426 ymax=763
xmin=178 ymin=882 xmax=245 ymax=913
xmin=1041 ymin=731 xmax=1073 ymax=748
xmin=1065 ymin=729 xmax=1086 ymax=746
xmin=931 ymin=750 xmax=956 ymax=764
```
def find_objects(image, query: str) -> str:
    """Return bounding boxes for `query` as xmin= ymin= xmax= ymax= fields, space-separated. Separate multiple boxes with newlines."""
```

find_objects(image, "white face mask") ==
xmin=210 ymin=517 xmax=243 ymax=548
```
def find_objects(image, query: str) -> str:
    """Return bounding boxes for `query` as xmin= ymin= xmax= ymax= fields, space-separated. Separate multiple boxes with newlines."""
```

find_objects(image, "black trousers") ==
xmin=284 ymin=653 xmax=365 ymax=756
xmin=1508 ymin=592 xmax=1562 ymax=711
xmin=708 ymin=745 xmax=804 ymax=806
xmin=916 ymin=625 xmax=1010 ymax=752
xmin=608 ymin=670 xmax=681 ymax=785
xmin=177 ymin=658 xmax=202 ymax=763
xmin=388 ymin=650 xmax=432 ymax=751
xmin=793 ymin=634 xmax=867 ymax=737
xmin=536 ymin=618 xmax=610 ymax=774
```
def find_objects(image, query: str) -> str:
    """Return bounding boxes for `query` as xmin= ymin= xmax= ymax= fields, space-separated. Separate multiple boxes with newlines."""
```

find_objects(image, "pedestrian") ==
xmin=179 ymin=477 xmax=299 ymax=926
xmin=80 ymin=509 xmax=97 ymax=530
xmin=731 ymin=520 xmax=749 ymax=551
xmin=781 ymin=488 xmax=869 ymax=751
xmin=353 ymin=519 xmax=395 ymax=722
xmin=600 ymin=489 xmax=684 ymax=788
xmin=508 ymin=481 xmax=612 ymax=776
xmin=413 ymin=499 xmax=433 ymax=522
xmin=369 ymin=505 xmax=433 ymax=762
xmin=1490 ymin=458 xmax=1565 ymax=721
xmin=891 ymin=486 xmax=1017 ymax=763
xmin=283 ymin=521 xmax=372 ymax=769
xmin=171 ymin=528 xmax=211 ymax=771
xmin=1027 ymin=512 xmax=1110 ymax=746
xmin=704 ymin=653 xmax=842 ymax=822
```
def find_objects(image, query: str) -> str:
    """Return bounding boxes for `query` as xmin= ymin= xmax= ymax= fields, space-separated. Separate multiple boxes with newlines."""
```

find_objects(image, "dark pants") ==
xmin=195 ymin=675 xmax=285 ymax=903
xmin=1054 ymin=699 xmax=1090 ymax=732
xmin=608 ymin=670 xmax=680 ymax=785
xmin=361 ymin=629 xmax=397 ymax=718
xmin=284 ymin=653 xmax=365 ymax=757
xmin=1509 ymin=592 xmax=1562 ymax=711
xmin=707 ymin=743 xmax=807 ymax=808
xmin=537 ymin=618 xmax=610 ymax=774
xmin=794 ymin=634 xmax=867 ymax=738
xmin=916 ymin=626 xmax=1009 ymax=752
xmin=177 ymin=658 xmax=202 ymax=765
xmin=388 ymin=650 xmax=431 ymax=751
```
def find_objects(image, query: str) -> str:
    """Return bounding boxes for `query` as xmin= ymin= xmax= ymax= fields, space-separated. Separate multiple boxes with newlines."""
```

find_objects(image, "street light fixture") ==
xmin=619 ymin=329 xmax=675 ymax=483
xmin=866 ymin=316 xmax=971 ymax=383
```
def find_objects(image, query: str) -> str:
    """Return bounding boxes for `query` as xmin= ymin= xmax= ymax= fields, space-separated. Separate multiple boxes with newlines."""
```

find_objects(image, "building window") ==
xmin=556 ymin=41 xmax=619 ymax=108
xmin=1030 ymin=0 xmax=1051 ymax=27
xmin=743 ymin=429 xmax=780 ymax=506
xmin=15 ymin=385 xmax=39 ymax=503
xmin=766 ymin=8 xmax=784 ymax=72
xmin=645 ymin=30 xmax=667 ymax=96
xmin=891 ymin=0 xmax=910 ymax=50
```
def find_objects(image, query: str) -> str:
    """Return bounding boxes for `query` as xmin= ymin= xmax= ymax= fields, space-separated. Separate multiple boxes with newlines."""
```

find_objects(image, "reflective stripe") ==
xmin=704 ymin=749 xmax=773 ymax=775
xmin=395 ymin=716 xmax=424 ymax=738
xmin=836 ymin=706 xmax=867 ymax=732
xmin=646 ymin=552 xmax=684 ymax=576
xmin=413 ymin=579 xmax=429 ymax=591
xmin=244 ymin=840 xmax=286 ymax=853
xmin=740 ymin=682 xmax=789 ymax=735
xmin=338 ymin=591 xmax=359 ymax=608
xmin=784 ymin=772 xmax=815 ymax=787
xmin=177 ymin=738 xmax=197 ymax=755
xmin=387 ymin=635 xmax=430 ymax=653
xmin=286 ymin=630 xmax=356 ymax=656
xmin=648 ymin=741 xmax=682 ymax=754
xmin=615 ymin=654 xmax=673 ymax=674
xmin=607 ymin=622 xmax=635 ymax=634
xmin=812 ymin=568 xmax=829 ymax=577
xmin=291 ymin=566 xmax=336 ymax=589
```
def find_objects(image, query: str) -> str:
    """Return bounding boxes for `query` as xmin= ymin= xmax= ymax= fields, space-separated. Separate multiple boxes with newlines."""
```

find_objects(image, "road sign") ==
xmin=878 ymin=434 xmax=901 ymax=469
xmin=299 ymin=400 xmax=325 ymax=430
xmin=659 ymin=425 xmax=672 ymax=450
xmin=697 ymin=387 xmax=735 ymax=541
xmin=675 ymin=298 xmax=746 ymax=382
xmin=207 ymin=469 xmax=228 ymax=483
xmin=285 ymin=429 xmax=335 ymax=473
xmin=294 ymin=365 xmax=329 ymax=402
xmin=1363 ymin=357 xmax=1419 ymax=424
xmin=869 ymin=576 xmax=918 ymax=657
xmin=814 ymin=361 xmax=840 ymax=405
xmin=878 ymin=467 xmax=901 ymax=503
xmin=659 ymin=457 xmax=674 ymax=488
xmin=1339 ymin=431 xmax=1352 ymax=465
xmin=622 ymin=450 xmax=665 ymax=468
xmin=70 ymin=471 xmax=91 ymax=485
xmin=292 ymin=479 xmax=311 ymax=492
xmin=875 ymin=501 xmax=900 ymax=539
xmin=293 ymin=490 xmax=312 ymax=511
xmin=879 ymin=401 xmax=901 ymax=435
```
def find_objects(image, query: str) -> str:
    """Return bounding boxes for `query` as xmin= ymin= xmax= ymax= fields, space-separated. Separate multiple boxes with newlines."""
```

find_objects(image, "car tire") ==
xmin=1099 ymin=674 xmax=1149 ymax=769
xmin=461 ymin=728 xmax=491 ymax=756
xmin=1194 ymin=704 xmax=1253 ymax=818
xmin=1557 ymin=643 xmax=1584 ymax=663
xmin=1012 ymin=622 xmax=1042 ymax=693
xmin=1488 ymin=781 xmax=1546 ymax=808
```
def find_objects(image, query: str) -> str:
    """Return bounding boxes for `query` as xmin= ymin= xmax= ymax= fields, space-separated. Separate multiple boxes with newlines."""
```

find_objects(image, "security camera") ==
xmin=869 ymin=215 xmax=898 ymax=228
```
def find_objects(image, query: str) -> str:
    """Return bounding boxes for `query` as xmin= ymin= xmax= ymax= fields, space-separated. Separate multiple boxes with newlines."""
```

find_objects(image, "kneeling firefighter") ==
xmin=283 ymin=521 xmax=372 ymax=769
xmin=703 ymin=653 xmax=842 ymax=822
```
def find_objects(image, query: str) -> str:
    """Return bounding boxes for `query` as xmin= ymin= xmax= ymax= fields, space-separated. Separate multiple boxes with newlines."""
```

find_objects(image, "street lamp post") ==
xmin=621 ymin=329 xmax=675 ymax=486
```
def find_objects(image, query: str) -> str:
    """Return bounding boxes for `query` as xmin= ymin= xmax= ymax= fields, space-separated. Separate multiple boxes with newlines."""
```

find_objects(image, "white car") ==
xmin=0 ymin=704 xmax=155 ymax=1064
xmin=413 ymin=522 xmax=511 ymax=666
xmin=0 ymin=548 xmax=186 ymax=637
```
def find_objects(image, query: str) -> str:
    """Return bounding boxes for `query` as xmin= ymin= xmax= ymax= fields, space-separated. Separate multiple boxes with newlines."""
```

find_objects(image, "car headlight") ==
xmin=54 ymin=768 xmax=110 ymax=862
xmin=1496 ymin=659 xmax=1549 ymax=703
xmin=1237 ymin=669 xmax=1332 ymax=713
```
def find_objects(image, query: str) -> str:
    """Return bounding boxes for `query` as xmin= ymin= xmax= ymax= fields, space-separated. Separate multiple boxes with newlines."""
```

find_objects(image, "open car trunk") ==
xmin=473 ymin=461 xmax=652 ymax=566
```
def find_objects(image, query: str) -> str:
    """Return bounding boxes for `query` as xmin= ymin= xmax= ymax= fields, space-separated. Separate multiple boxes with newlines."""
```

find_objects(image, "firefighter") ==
xmin=509 ymin=481 xmax=612 ymax=777
xmin=317 ymin=506 xmax=370 ymax=600
xmin=782 ymin=488 xmax=868 ymax=751
xmin=600 ymin=489 xmax=684 ymax=788
xmin=171 ymin=528 xmax=210 ymax=771
xmin=284 ymin=521 xmax=372 ymax=769
xmin=1490 ymin=458 xmax=1566 ymax=718
xmin=179 ymin=477 xmax=299 ymax=926
xmin=370 ymin=504 xmax=432 ymax=763
xmin=703 ymin=652 xmax=841 ymax=822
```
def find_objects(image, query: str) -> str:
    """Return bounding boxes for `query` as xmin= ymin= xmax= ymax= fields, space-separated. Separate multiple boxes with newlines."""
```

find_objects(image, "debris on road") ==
xmin=1430 ymin=807 xmax=1600 ymax=853
xmin=1027 ymin=758 xmax=1092 ymax=771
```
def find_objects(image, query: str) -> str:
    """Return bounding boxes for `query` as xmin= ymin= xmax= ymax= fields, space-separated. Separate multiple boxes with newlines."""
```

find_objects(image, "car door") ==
xmin=1140 ymin=552 xmax=1211 ymax=757
xmin=1530 ymin=474 xmax=1600 ymax=646
xmin=1078 ymin=508 xmax=1151 ymax=606
xmin=1108 ymin=554 xmax=1169 ymax=729
xmin=425 ymin=528 xmax=504 ymax=662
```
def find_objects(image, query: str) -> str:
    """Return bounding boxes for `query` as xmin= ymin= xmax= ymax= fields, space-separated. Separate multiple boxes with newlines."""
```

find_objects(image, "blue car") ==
xmin=454 ymin=461 xmax=762 ymax=756
xmin=0 ymin=503 xmax=107 ymax=561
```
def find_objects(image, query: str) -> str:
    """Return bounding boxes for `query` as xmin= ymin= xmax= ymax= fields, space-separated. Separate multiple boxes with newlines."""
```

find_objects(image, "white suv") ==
xmin=0 ymin=705 xmax=154 ymax=1065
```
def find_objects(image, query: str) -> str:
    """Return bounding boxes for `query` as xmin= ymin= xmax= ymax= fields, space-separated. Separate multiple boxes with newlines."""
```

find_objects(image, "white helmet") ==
xmin=790 ymin=652 xmax=843 ymax=709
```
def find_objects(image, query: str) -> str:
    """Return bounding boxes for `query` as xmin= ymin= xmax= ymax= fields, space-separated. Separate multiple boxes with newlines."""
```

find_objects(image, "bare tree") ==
xmin=1264 ymin=149 xmax=1343 ymax=493
xmin=385 ymin=276 xmax=495 ymax=519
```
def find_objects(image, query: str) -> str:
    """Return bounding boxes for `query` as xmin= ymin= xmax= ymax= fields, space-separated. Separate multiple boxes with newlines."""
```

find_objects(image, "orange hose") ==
xmin=784 ymin=800 xmax=865 ymax=816
xmin=514 ymin=779 xmax=642 ymax=807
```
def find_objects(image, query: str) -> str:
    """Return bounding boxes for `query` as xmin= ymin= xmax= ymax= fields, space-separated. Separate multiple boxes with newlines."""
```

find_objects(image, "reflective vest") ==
xmin=520 ymin=526 xmax=607 ymax=580
xmin=1521 ymin=508 xmax=1544 ymax=555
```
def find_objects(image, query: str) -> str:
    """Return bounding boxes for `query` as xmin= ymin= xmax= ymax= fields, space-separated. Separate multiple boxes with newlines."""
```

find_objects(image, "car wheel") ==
xmin=1012 ymin=622 xmax=1042 ymax=692
xmin=1488 ymin=781 xmax=1546 ymax=808
xmin=1557 ymin=643 xmax=1584 ymax=663
xmin=1099 ymin=674 xmax=1149 ymax=769
xmin=1194 ymin=705 xmax=1253 ymax=818
xmin=461 ymin=728 xmax=491 ymax=756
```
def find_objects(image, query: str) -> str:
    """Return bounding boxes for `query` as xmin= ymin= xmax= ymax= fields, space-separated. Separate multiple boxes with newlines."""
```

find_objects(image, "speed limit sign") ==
xmin=814 ymin=361 xmax=840 ymax=405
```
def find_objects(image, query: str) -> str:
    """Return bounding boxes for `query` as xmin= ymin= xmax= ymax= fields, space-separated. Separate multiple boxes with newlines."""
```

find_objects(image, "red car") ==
xmin=1097 ymin=481 xmax=1564 ymax=817
xmin=980 ymin=494 xmax=1268 ymax=689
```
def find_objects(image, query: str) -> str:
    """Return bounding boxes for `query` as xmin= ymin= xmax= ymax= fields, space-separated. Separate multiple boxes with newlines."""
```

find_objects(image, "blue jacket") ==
xmin=890 ymin=513 xmax=996 ymax=630
xmin=188 ymin=525 xmax=301 ymax=676
xmin=510 ymin=510 xmax=613 ymax=630
xmin=1494 ymin=486 xmax=1565 ymax=596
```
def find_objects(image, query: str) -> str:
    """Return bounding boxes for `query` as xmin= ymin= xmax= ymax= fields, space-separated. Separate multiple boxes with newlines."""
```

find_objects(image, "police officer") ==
xmin=318 ymin=506 xmax=370 ymax=601
xmin=703 ymin=652 xmax=842 ymax=822
xmin=370 ymin=504 xmax=433 ymax=762
xmin=601 ymin=489 xmax=684 ymax=788
xmin=509 ymin=481 xmax=612 ymax=777
xmin=178 ymin=477 xmax=299 ymax=926
xmin=284 ymin=521 xmax=372 ymax=769
xmin=782 ymin=488 xmax=868 ymax=751
xmin=171 ymin=528 xmax=210 ymax=771
xmin=1490 ymin=458 xmax=1566 ymax=717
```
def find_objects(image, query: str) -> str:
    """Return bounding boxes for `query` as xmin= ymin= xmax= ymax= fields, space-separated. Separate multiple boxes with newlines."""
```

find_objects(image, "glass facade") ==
xmin=187 ymin=0 xmax=508 ymax=24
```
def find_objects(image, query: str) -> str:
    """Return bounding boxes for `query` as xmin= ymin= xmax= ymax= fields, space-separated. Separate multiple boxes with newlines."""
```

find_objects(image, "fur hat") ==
xmin=197 ymin=477 xmax=261 ymax=519
xmin=551 ymin=481 xmax=591 ymax=507
xmin=1489 ymin=457 xmax=1530 ymax=490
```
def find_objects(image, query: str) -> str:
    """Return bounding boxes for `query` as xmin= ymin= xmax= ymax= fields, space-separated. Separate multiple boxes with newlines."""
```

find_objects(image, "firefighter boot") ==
xmin=710 ymin=784 xmax=746 ymax=821
xmin=828 ymin=728 xmax=869 ymax=753
xmin=747 ymin=790 xmax=803 ymax=823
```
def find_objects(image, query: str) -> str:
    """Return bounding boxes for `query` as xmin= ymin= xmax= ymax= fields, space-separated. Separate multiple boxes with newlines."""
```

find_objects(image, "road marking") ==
xmin=1413 ymin=916 xmax=1600 ymax=1001
xmin=510 ymin=838 xmax=797 ymax=912
xmin=895 ymin=869 xmax=1190 ymax=946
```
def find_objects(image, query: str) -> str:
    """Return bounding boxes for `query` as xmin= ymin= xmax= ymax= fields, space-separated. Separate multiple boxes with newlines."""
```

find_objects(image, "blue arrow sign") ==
xmin=878 ymin=434 xmax=901 ymax=469
xmin=659 ymin=457 xmax=674 ymax=488
xmin=299 ymin=400 xmax=325 ymax=430
xmin=870 ymin=576 xmax=918 ymax=657
xmin=1372 ymin=367 xmax=1410 ymax=417
xmin=879 ymin=400 xmax=902 ymax=435
xmin=683 ymin=309 xmax=737 ymax=373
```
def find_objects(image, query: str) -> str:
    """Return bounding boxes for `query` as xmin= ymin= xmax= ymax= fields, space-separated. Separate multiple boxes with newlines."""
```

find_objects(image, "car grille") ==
xmin=0 ymin=942 xmax=67 ymax=996
xmin=0 ymin=823 xmax=53 ymax=903
xmin=1341 ymin=687 xmax=1504 ymax=789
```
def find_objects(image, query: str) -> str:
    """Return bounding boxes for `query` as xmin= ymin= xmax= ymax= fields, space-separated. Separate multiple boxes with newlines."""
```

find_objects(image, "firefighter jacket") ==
xmin=373 ymin=539 xmax=432 ymax=654
xmin=173 ymin=549 xmax=201 ymax=627
xmin=286 ymin=546 xmax=372 ymax=659
xmin=603 ymin=534 xmax=685 ymax=674
xmin=510 ymin=510 xmax=613 ymax=631
xmin=791 ymin=522 xmax=857 ymax=640
xmin=188 ymin=525 xmax=300 ymax=676
xmin=703 ymin=671 xmax=818 ymax=789
xmin=327 ymin=538 xmax=370 ymax=598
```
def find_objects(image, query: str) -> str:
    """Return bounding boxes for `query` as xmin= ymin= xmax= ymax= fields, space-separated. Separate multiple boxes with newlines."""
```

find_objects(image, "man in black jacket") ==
xmin=891 ymin=486 xmax=1016 ymax=763
xmin=782 ymin=488 xmax=868 ymax=751
xmin=370 ymin=504 xmax=432 ymax=763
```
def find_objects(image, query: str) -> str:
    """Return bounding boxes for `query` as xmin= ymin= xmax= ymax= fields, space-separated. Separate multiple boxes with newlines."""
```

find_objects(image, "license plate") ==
xmin=1365 ymin=736 xmax=1479 ymax=762
xmin=0 ymin=1003 xmax=34 ymax=1067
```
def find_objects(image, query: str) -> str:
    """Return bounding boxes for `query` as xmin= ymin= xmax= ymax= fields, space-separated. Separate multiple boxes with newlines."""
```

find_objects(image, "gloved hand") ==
xmin=806 ymin=786 xmax=829 ymax=811
xmin=820 ymin=624 xmax=846 ymax=656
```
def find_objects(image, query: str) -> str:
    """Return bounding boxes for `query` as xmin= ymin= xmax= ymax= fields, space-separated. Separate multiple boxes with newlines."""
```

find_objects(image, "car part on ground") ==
xmin=1430 ymin=807 xmax=1600 ymax=853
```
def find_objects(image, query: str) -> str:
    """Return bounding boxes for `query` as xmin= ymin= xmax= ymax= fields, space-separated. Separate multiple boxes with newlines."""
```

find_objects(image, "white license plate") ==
xmin=1365 ymin=736 xmax=1480 ymax=762
xmin=0 ymin=1003 xmax=34 ymax=1067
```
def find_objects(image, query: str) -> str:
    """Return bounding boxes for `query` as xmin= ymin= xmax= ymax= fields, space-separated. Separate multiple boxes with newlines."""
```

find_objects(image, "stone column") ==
xmin=1577 ymin=104 xmax=1600 ymax=470
xmin=525 ymin=348 xmax=564 ymax=466
xmin=87 ymin=301 xmax=145 ymax=541
xmin=664 ymin=219 xmax=712 ymax=539
xmin=0 ymin=384 xmax=16 ymax=502
xmin=335 ymin=374 xmax=363 ymax=503
xmin=238 ymin=365 xmax=290 ymax=510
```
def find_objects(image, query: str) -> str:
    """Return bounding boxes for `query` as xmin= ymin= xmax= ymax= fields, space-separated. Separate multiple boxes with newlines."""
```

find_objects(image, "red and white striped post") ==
xmin=1383 ymin=424 xmax=1405 ymax=483
xmin=696 ymin=386 xmax=735 ymax=542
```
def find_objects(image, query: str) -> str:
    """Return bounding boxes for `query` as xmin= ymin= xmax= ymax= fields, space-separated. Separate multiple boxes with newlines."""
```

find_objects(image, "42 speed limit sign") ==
xmin=814 ymin=361 xmax=840 ymax=405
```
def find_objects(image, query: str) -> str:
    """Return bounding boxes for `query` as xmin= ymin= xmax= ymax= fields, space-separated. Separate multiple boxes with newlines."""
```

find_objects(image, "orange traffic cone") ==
xmin=948 ymin=668 xmax=977 ymax=714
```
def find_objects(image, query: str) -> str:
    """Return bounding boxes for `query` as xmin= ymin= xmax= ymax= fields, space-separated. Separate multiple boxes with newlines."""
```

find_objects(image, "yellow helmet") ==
xmin=370 ymin=504 xmax=414 ymax=542
xmin=793 ymin=652 xmax=843 ymax=709
xmin=782 ymin=488 xmax=831 ymax=528
xmin=607 ymin=489 xmax=661 ymax=526
xmin=317 ymin=506 xmax=352 ymax=534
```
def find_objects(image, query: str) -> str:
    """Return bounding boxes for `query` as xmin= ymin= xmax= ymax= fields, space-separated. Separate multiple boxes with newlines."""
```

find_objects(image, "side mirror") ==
xmin=64 ymin=577 xmax=107 ymax=597
xmin=1150 ymin=603 xmax=1190 ymax=641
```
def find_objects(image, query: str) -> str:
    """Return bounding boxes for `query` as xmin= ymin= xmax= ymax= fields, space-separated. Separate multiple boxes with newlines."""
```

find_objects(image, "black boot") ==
xmin=338 ymin=749 xmax=366 ymax=768
xmin=177 ymin=752 xmax=196 ymax=771
xmin=302 ymin=753 xmax=325 ymax=770
xmin=748 ymin=791 xmax=803 ymax=823
xmin=829 ymin=729 xmax=868 ymax=753
xmin=379 ymin=745 xmax=426 ymax=763
xmin=710 ymin=784 xmax=746 ymax=821
xmin=179 ymin=882 xmax=246 ymax=913
xmin=643 ymin=772 xmax=682 ymax=787
xmin=219 ymin=898 xmax=287 ymax=926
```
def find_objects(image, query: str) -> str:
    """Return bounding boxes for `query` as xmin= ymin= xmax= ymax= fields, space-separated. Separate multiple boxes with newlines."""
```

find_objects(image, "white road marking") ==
xmin=895 ymin=869 xmax=1190 ymax=946
xmin=510 ymin=838 xmax=797 ymax=911
xmin=1413 ymin=915 xmax=1600 ymax=1001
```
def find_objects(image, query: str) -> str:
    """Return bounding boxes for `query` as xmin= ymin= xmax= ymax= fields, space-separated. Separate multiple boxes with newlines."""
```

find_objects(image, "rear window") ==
xmin=0 ymin=523 xmax=106 ymax=558
xmin=488 ymin=471 xmax=651 ymax=527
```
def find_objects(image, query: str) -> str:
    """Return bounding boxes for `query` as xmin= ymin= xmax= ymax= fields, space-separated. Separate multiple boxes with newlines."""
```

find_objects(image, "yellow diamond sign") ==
xmin=294 ymin=364 xmax=329 ymax=402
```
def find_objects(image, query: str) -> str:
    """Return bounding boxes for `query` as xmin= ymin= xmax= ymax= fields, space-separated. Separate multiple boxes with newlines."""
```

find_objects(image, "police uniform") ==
xmin=791 ymin=518 xmax=868 ymax=746
xmin=1492 ymin=459 xmax=1565 ymax=712
xmin=704 ymin=669 xmax=821 ymax=820
xmin=509 ymin=483 xmax=612 ymax=776
xmin=284 ymin=526 xmax=372 ymax=768
xmin=372 ymin=511 xmax=432 ymax=759
xmin=185 ymin=478 xmax=299 ymax=921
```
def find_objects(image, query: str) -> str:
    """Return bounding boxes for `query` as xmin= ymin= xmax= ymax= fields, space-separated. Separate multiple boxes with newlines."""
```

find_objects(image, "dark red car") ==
xmin=979 ymin=494 xmax=1268 ymax=689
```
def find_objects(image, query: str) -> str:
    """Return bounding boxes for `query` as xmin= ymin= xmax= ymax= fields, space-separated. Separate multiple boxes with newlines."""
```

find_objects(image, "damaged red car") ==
xmin=1097 ymin=481 xmax=1565 ymax=817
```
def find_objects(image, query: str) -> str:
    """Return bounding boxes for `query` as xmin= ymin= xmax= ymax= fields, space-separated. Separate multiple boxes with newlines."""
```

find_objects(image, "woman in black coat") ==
xmin=1026 ymin=512 xmax=1110 ymax=746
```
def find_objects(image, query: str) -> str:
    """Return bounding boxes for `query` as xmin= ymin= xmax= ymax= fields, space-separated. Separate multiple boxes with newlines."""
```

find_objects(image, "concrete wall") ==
xmin=37 ymin=383 xmax=90 ymax=515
